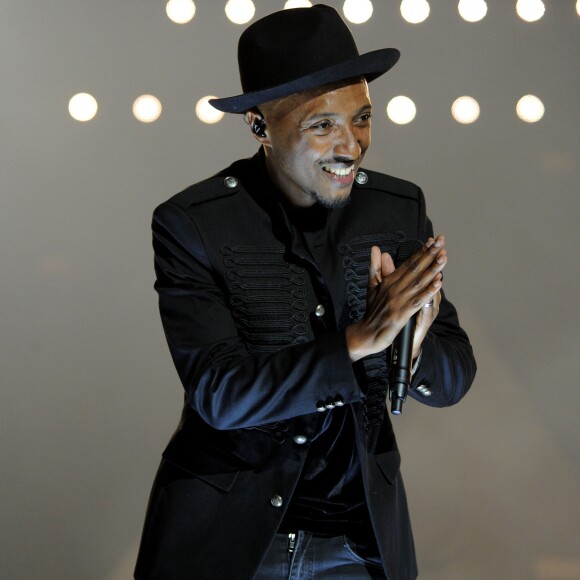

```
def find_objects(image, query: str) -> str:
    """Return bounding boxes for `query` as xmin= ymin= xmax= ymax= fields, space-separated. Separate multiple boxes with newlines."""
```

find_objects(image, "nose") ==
xmin=334 ymin=124 xmax=363 ymax=160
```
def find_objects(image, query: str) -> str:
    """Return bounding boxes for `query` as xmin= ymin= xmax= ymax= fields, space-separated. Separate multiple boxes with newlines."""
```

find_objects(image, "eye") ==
xmin=356 ymin=112 xmax=372 ymax=124
xmin=311 ymin=120 xmax=333 ymax=131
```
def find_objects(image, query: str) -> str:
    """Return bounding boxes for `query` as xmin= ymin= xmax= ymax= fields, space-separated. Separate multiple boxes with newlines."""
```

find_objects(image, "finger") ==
xmin=418 ymin=274 xmax=443 ymax=308
xmin=425 ymin=234 xmax=443 ymax=249
xmin=434 ymin=289 xmax=442 ymax=308
xmin=393 ymin=253 xmax=445 ymax=302
xmin=420 ymin=235 xmax=445 ymax=264
xmin=383 ymin=235 xmax=445 ymax=289
xmin=368 ymin=246 xmax=382 ymax=288
xmin=427 ymin=234 xmax=444 ymax=248
xmin=399 ymin=239 xmax=446 ymax=289
xmin=421 ymin=286 xmax=441 ymax=312
xmin=381 ymin=251 xmax=395 ymax=277
xmin=413 ymin=287 xmax=441 ymax=356
xmin=399 ymin=271 xmax=442 ymax=317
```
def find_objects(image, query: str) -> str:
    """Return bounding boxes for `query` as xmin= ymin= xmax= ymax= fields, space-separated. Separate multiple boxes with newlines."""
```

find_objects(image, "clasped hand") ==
xmin=345 ymin=235 xmax=447 ymax=363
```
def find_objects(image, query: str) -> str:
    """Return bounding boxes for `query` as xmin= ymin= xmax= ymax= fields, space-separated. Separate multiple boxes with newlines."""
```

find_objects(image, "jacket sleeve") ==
xmin=407 ymin=188 xmax=477 ymax=406
xmin=152 ymin=201 xmax=362 ymax=430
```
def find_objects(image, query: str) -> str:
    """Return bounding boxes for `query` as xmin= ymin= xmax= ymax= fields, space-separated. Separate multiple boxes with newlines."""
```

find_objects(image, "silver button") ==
xmin=223 ymin=176 xmax=238 ymax=189
xmin=315 ymin=304 xmax=325 ymax=317
xmin=333 ymin=396 xmax=344 ymax=407
xmin=316 ymin=402 xmax=327 ymax=412
xmin=355 ymin=171 xmax=368 ymax=185
xmin=270 ymin=494 xmax=283 ymax=508
xmin=417 ymin=384 xmax=432 ymax=396
xmin=293 ymin=434 xmax=308 ymax=445
xmin=324 ymin=402 xmax=335 ymax=410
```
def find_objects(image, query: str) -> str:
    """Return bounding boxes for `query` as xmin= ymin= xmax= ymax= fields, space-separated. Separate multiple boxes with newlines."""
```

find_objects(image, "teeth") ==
xmin=323 ymin=165 xmax=354 ymax=177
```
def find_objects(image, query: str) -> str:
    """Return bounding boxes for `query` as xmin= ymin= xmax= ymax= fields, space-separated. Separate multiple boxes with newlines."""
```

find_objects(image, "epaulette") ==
xmin=167 ymin=173 xmax=243 ymax=210
xmin=354 ymin=168 xmax=421 ymax=202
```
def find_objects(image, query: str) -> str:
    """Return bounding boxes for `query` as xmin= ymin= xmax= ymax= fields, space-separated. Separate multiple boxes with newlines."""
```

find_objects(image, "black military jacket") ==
xmin=134 ymin=151 xmax=476 ymax=580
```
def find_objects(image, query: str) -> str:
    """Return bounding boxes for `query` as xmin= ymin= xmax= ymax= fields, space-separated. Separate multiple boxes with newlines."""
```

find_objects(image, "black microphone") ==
xmin=389 ymin=239 xmax=424 ymax=415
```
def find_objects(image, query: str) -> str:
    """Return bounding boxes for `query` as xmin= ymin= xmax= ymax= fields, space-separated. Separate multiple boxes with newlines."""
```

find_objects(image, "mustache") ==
xmin=320 ymin=156 xmax=357 ymax=166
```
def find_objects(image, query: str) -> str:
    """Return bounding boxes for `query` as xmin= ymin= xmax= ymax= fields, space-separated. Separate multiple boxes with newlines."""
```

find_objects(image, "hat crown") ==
xmin=238 ymin=6 xmax=359 ymax=94
xmin=210 ymin=4 xmax=399 ymax=113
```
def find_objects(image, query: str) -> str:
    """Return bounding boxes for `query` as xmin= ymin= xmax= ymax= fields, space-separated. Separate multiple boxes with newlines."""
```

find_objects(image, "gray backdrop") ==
xmin=2 ymin=1 xmax=579 ymax=578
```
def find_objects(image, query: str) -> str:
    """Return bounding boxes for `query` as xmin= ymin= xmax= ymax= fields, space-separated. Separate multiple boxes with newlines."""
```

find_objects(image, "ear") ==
xmin=245 ymin=108 xmax=271 ymax=145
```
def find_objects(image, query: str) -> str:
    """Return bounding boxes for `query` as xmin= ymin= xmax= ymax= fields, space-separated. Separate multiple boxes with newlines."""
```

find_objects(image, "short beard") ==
xmin=306 ymin=190 xmax=352 ymax=210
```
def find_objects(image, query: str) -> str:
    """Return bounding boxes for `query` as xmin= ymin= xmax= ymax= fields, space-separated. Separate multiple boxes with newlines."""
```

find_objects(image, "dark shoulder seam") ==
xmin=355 ymin=168 xmax=421 ymax=202
xmin=161 ymin=174 xmax=241 ymax=210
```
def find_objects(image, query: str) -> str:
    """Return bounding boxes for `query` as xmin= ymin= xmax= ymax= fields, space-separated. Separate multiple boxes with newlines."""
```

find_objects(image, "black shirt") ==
xmin=278 ymin=201 xmax=370 ymax=537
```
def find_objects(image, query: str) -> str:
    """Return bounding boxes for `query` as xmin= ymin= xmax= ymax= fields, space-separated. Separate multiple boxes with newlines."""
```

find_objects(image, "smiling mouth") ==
xmin=322 ymin=164 xmax=355 ymax=177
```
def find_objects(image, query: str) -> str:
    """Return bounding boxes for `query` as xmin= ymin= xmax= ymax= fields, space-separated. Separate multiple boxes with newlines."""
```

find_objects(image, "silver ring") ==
xmin=424 ymin=299 xmax=434 ymax=308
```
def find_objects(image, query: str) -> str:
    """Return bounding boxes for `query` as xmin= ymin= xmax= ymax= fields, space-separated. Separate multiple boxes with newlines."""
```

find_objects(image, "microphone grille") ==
xmin=394 ymin=239 xmax=423 ymax=267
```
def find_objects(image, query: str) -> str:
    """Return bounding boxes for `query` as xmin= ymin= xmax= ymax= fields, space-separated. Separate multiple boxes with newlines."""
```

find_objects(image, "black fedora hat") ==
xmin=209 ymin=5 xmax=399 ymax=114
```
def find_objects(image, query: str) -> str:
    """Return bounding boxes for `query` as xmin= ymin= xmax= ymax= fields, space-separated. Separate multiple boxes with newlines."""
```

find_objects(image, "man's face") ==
xmin=259 ymin=78 xmax=372 ymax=208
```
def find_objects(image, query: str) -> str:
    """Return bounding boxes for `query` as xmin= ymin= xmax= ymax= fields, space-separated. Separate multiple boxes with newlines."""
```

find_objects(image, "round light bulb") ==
xmin=196 ymin=96 xmax=225 ymax=124
xmin=343 ymin=0 xmax=373 ymax=24
xmin=284 ymin=0 xmax=312 ymax=8
xmin=386 ymin=96 xmax=417 ymax=124
xmin=516 ymin=0 xmax=545 ymax=22
xmin=133 ymin=94 xmax=163 ymax=123
xmin=166 ymin=0 xmax=196 ymax=24
xmin=516 ymin=95 xmax=544 ymax=123
xmin=458 ymin=0 xmax=487 ymax=22
xmin=225 ymin=0 xmax=255 ymax=25
xmin=68 ymin=93 xmax=98 ymax=122
xmin=451 ymin=96 xmax=480 ymax=124
xmin=400 ymin=0 xmax=430 ymax=24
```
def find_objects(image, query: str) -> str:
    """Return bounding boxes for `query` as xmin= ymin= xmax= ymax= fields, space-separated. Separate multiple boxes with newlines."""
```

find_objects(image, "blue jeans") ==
xmin=254 ymin=531 xmax=387 ymax=579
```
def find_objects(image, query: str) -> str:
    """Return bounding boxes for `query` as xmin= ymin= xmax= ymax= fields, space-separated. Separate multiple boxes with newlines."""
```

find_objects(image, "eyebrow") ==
xmin=301 ymin=104 xmax=373 ymax=125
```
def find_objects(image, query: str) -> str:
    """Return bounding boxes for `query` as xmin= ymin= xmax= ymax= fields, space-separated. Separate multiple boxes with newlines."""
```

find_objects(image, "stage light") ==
xmin=68 ymin=93 xmax=98 ymax=122
xmin=196 ymin=96 xmax=225 ymax=124
xmin=284 ymin=0 xmax=312 ymax=8
xmin=343 ymin=0 xmax=373 ymax=24
xmin=576 ymin=0 xmax=579 ymax=16
xmin=400 ymin=0 xmax=430 ymax=24
xmin=516 ymin=95 xmax=544 ymax=123
xmin=166 ymin=0 xmax=196 ymax=24
xmin=516 ymin=0 xmax=545 ymax=22
xmin=387 ymin=96 xmax=416 ymax=124
xmin=451 ymin=96 xmax=480 ymax=124
xmin=133 ymin=95 xmax=162 ymax=123
xmin=225 ymin=0 xmax=255 ymax=24
xmin=458 ymin=0 xmax=487 ymax=22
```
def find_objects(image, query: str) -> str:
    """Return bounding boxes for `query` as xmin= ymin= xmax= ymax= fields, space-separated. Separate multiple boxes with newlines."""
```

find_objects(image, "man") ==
xmin=135 ymin=5 xmax=476 ymax=579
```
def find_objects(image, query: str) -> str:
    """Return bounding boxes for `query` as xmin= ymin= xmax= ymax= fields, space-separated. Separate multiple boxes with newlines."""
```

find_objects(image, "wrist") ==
xmin=345 ymin=323 xmax=372 ymax=363
xmin=411 ymin=349 xmax=423 ymax=375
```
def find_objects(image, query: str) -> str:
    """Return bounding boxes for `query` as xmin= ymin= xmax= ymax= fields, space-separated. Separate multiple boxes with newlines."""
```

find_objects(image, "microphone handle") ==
xmin=389 ymin=238 xmax=423 ymax=415
xmin=389 ymin=316 xmax=416 ymax=415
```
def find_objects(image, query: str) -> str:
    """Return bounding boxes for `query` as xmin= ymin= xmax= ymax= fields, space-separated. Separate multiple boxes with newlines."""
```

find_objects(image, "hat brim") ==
xmin=209 ymin=48 xmax=400 ymax=114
